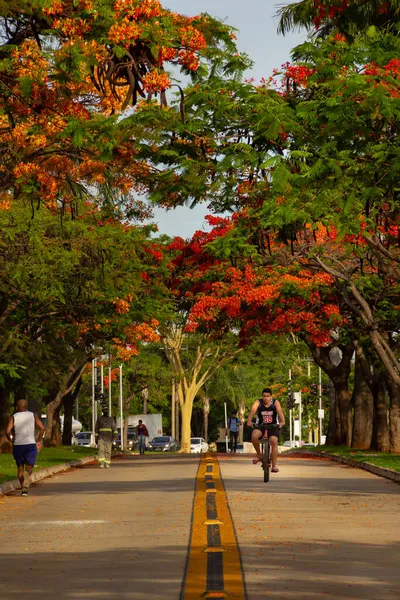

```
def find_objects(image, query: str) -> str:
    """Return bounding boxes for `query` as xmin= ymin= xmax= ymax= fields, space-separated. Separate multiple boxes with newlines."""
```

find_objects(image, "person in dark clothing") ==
xmin=227 ymin=410 xmax=242 ymax=453
xmin=137 ymin=420 xmax=149 ymax=455
xmin=95 ymin=407 xmax=117 ymax=468
xmin=247 ymin=388 xmax=285 ymax=473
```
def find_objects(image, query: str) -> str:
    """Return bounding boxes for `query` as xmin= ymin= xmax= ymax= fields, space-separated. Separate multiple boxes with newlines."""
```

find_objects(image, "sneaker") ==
xmin=21 ymin=487 xmax=28 ymax=497
xmin=105 ymin=463 xmax=110 ymax=469
xmin=99 ymin=463 xmax=105 ymax=468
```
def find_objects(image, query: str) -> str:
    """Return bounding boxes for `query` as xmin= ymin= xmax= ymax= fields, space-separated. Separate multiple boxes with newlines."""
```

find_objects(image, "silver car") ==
xmin=148 ymin=436 xmax=178 ymax=452
xmin=76 ymin=432 xmax=92 ymax=447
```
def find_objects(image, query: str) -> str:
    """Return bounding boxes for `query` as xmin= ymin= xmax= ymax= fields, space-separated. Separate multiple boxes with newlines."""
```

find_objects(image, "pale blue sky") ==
xmin=151 ymin=0 xmax=304 ymax=238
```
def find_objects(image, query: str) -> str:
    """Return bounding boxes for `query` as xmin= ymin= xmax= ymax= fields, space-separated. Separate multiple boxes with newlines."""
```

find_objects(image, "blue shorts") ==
xmin=13 ymin=444 xmax=37 ymax=467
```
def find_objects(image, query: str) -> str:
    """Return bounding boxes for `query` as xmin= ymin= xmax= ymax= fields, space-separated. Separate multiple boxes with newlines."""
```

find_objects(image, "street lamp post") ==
xmin=289 ymin=368 xmax=293 ymax=449
xmin=108 ymin=354 xmax=112 ymax=416
xmin=119 ymin=363 xmax=124 ymax=451
xmin=91 ymin=358 xmax=97 ymax=446
xmin=171 ymin=379 xmax=176 ymax=438
xmin=224 ymin=402 xmax=229 ymax=453
xmin=318 ymin=367 xmax=323 ymax=445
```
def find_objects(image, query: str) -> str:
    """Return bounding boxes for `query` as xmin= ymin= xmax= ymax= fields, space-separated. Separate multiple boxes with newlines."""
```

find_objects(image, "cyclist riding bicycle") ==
xmin=247 ymin=387 xmax=285 ymax=473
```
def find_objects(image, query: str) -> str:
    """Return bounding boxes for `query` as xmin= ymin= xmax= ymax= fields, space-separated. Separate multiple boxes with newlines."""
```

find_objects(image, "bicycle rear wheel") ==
xmin=263 ymin=440 xmax=270 ymax=483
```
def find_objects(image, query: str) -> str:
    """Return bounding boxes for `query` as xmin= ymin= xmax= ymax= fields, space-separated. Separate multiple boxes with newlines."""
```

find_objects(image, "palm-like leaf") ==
xmin=277 ymin=0 xmax=400 ymax=37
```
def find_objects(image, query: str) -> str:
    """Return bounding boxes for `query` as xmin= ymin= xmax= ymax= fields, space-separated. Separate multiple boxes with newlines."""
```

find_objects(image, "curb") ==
xmin=283 ymin=449 xmax=400 ymax=484
xmin=0 ymin=454 xmax=97 ymax=496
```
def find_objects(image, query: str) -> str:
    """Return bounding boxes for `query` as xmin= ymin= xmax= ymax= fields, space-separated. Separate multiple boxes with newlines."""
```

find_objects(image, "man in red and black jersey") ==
xmin=247 ymin=388 xmax=285 ymax=473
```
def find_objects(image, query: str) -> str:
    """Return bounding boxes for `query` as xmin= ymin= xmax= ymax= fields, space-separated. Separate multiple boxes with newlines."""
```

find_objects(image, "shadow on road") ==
xmin=0 ymin=546 xmax=188 ymax=600
xmin=240 ymin=539 xmax=400 ymax=599
xmin=0 ymin=540 xmax=399 ymax=599
xmin=222 ymin=457 xmax=400 ymax=496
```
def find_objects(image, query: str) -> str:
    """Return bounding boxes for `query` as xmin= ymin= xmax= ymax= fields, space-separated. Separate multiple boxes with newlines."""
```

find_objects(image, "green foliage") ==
xmin=0 ymin=198 xmax=171 ymax=414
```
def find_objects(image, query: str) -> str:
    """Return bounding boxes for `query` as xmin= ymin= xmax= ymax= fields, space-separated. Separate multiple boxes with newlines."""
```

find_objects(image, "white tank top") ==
xmin=13 ymin=411 xmax=36 ymax=445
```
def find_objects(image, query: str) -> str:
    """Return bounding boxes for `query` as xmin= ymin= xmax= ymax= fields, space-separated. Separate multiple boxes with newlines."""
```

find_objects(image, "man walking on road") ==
xmin=6 ymin=399 xmax=45 ymax=496
xmin=95 ymin=407 xmax=117 ymax=468
xmin=137 ymin=420 xmax=149 ymax=455
xmin=227 ymin=410 xmax=242 ymax=453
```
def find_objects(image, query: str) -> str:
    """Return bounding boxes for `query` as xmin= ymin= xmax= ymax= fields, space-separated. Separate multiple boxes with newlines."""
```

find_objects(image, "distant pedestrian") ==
xmin=95 ymin=407 xmax=117 ymax=468
xmin=137 ymin=420 xmax=149 ymax=455
xmin=6 ymin=399 xmax=45 ymax=496
xmin=227 ymin=410 xmax=242 ymax=453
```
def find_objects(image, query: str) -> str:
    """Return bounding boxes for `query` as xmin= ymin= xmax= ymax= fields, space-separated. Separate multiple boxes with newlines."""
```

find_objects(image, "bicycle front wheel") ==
xmin=263 ymin=440 xmax=270 ymax=483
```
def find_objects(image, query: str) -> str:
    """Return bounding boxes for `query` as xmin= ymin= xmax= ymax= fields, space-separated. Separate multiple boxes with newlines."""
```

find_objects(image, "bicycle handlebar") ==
xmin=247 ymin=423 xmax=281 ymax=429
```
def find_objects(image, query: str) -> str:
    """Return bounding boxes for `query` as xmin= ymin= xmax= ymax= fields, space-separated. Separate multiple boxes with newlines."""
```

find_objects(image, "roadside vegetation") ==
xmin=0 ymin=447 xmax=94 ymax=485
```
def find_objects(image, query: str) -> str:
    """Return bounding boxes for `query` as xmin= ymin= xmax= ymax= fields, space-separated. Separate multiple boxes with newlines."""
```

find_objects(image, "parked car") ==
xmin=190 ymin=437 xmax=208 ymax=453
xmin=112 ymin=430 xmax=138 ymax=450
xmin=126 ymin=430 xmax=138 ymax=451
xmin=282 ymin=440 xmax=300 ymax=448
xmin=76 ymin=431 xmax=92 ymax=447
xmin=148 ymin=436 xmax=178 ymax=452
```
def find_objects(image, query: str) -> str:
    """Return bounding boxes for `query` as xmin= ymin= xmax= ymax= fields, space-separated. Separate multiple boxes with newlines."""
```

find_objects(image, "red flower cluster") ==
xmin=142 ymin=71 xmax=172 ymax=93
xmin=284 ymin=63 xmax=315 ymax=88
xmin=313 ymin=0 xmax=348 ymax=28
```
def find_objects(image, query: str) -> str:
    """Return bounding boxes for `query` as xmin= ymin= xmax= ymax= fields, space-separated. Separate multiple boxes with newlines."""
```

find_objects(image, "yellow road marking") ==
xmin=182 ymin=454 xmax=246 ymax=600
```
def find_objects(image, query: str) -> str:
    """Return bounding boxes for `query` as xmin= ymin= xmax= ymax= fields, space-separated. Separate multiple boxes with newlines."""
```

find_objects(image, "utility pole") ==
xmin=299 ymin=391 xmax=302 ymax=447
xmin=119 ymin=364 xmax=124 ymax=451
xmin=318 ymin=367 xmax=323 ymax=445
xmin=175 ymin=382 xmax=180 ymax=445
xmin=289 ymin=368 xmax=293 ymax=449
xmin=108 ymin=354 xmax=112 ymax=416
xmin=171 ymin=379 xmax=176 ymax=438
xmin=224 ymin=402 xmax=229 ymax=453
xmin=91 ymin=358 xmax=96 ymax=446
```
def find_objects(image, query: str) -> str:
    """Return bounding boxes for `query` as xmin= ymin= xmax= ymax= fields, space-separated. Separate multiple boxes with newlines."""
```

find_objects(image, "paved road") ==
xmin=220 ymin=455 xmax=400 ymax=600
xmin=0 ymin=454 xmax=399 ymax=600
xmin=0 ymin=455 xmax=198 ymax=600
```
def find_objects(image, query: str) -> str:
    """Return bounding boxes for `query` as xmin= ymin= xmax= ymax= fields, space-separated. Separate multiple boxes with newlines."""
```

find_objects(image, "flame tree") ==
xmin=131 ymin=10 xmax=400 ymax=451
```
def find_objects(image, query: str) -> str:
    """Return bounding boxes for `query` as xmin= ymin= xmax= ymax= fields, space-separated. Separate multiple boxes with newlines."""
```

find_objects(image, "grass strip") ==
xmin=296 ymin=445 xmax=400 ymax=473
xmin=0 ymin=446 xmax=94 ymax=484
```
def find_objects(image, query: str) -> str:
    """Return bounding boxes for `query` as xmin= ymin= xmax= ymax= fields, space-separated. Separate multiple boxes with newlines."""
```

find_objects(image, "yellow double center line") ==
xmin=181 ymin=454 xmax=246 ymax=600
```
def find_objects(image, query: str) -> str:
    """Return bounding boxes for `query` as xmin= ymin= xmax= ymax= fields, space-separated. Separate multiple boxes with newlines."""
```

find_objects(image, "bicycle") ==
xmin=251 ymin=424 xmax=278 ymax=483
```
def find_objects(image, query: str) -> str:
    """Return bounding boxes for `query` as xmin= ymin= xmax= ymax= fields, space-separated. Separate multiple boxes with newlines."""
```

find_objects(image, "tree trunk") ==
xmin=334 ymin=389 xmax=342 ymax=445
xmin=352 ymin=356 xmax=373 ymax=449
xmin=0 ymin=387 xmax=12 ymax=453
xmin=51 ymin=404 xmax=62 ymax=447
xmin=45 ymin=394 xmax=62 ymax=447
xmin=62 ymin=392 xmax=74 ymax=446
xmin=306 ymin=341 xmax=353 ymax=446
xmin=203 ymin=396 xmax=210 ymax=443
xmin=45 ymin=363 xmax=87 ymax=446
xmin=334 ymin=378 xmax=352 ymax=446
xmin=326 ymin=380 xmax=336 ymax=446
xmin=372 ymin=379 xmax=389 ymax=452
xmin=62 ymin=377 xmax=83 ymax=446
xmin=179 ymin=384 xmax=196 ymax=453
xmin=175 ymin=395 xmax=180 ymax=445
xmin=385 ymin=377 xmax=400 ymax=454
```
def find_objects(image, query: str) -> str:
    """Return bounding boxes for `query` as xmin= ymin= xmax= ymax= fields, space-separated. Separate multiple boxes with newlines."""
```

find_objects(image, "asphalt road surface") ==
xmin=0 ymin=453 xmax=399 ymax=600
